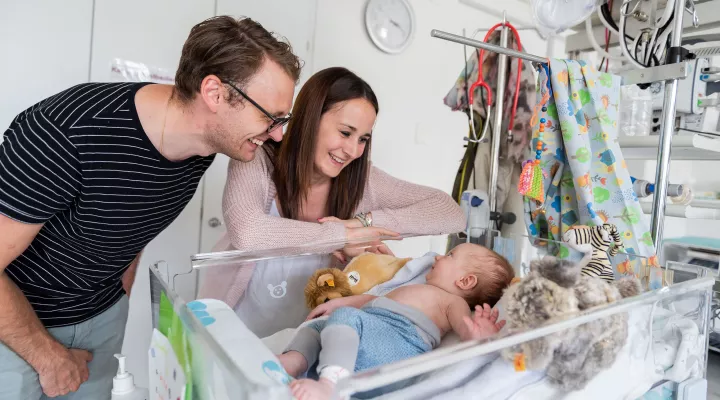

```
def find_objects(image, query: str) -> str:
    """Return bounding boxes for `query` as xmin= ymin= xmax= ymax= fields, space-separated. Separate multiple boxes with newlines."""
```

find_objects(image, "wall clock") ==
xmin=365 ymin=0 xmax=416 ymax=54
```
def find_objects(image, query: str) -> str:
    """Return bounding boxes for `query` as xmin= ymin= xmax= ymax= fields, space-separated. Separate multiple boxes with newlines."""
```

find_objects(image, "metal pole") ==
xmin=650 ymin=0 xmax=686 ymax=249
xmin=433 ymin=29 xmax=689 ymax=87
xmin=431 ymin=29 xmax=547 ymax=64
xmin=488 ymin=17 xmax=510 ymax=231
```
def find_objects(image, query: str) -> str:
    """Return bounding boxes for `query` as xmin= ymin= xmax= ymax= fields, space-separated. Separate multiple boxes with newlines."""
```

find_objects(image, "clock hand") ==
xmin=389 ymin=19 xmax=405 ymax=35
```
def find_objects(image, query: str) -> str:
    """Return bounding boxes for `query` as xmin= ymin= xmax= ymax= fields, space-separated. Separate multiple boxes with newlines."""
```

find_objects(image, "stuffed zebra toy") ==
xmin=561 ymin=224 xmax=624 ymax=281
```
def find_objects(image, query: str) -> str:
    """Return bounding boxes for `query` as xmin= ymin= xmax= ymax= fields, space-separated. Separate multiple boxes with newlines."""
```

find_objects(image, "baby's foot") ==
xmin=290 ymin=378 xmax=335 ymax=400
xmin=277 ymin=351 xmax=308 ymax=378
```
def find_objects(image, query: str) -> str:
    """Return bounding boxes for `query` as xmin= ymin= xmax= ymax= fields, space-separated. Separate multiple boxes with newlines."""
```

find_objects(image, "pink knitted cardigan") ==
xmin=198 ymin=149 xmax=466 ymax=306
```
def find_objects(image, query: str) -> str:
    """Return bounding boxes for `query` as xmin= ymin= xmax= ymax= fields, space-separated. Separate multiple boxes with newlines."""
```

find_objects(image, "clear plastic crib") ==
xmin=148 ymin=231 xmax=714 ymax=400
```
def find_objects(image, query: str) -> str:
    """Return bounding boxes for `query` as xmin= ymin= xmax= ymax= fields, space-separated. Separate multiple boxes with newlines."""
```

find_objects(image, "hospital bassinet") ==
xmin=148 ymin=231 xmax=714 ymax=400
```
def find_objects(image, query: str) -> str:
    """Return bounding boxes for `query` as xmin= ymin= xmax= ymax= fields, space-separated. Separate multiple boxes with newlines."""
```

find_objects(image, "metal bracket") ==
xmin=618 ymin=62 xmax=690 ymax=86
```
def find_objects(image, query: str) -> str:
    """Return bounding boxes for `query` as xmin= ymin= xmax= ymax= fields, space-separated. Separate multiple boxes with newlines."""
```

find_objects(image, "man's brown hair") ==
xmin=175 ymin=16 xmax=302 ymax=103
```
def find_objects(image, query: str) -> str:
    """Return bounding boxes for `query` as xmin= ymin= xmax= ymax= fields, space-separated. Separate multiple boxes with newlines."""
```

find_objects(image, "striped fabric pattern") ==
xmin=0 ymin=82 xmax=214 ymax=327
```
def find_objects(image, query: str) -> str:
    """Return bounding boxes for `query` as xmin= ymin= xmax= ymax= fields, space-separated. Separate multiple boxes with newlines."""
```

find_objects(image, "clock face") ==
xmin=365 ymin=0 xmax=415 ymax=54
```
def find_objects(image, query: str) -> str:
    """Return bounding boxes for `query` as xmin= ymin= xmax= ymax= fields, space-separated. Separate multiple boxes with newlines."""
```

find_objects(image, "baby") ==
xmin=278 ymin=243 xmax=515 ymax=400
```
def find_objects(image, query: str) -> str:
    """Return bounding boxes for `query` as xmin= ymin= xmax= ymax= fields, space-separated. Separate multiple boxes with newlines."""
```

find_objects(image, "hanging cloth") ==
xmin=522 ymin=59 xmax=662 ymax=287
xmin=443 ymin=30 xmax=536 ymax=164
xmin=444 ymin=31 xmax=536 ymax=218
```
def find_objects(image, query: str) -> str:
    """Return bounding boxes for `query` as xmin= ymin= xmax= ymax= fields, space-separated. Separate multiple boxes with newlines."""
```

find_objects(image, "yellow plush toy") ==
xmin=304 ymin=252 xmax=411 ymax=310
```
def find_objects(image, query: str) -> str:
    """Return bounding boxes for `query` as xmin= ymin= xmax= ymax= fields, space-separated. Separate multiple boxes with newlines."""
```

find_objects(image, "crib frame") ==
xmin=149 ymin=231 xmax=715 ymax=400
xmin=335 ymin=276 xmax=714 ymax=397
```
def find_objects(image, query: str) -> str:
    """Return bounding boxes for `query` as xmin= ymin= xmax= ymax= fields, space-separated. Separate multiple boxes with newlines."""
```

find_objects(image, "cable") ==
xmin=619 ymin=0 xmax=647 ymax=68
xmin=597 ymin=4 xmax=620 ymax=34
xmin=646 ymin=27 xmax=659 ymax=65
xmin=632 ymin=34 xmax=642 ymax=62
xmin=586 ymin=17 xmax=626 ymax=61
xmin=653 ymin=25 xmax=673 ymax=63
xmin=656 ymin=0 xmax=676 ymax=30
xmin=621 ymin=0 xmax=643 ymax=16
xmin=604 ymin=8 xmax=611 ymax=72
xmin=595 ymin=1 xmax=662 ymax=68
xmin=599 ymin=2 xmax=634 ymax=41
xmin=647 ymin=11 xmax=675 ymax=65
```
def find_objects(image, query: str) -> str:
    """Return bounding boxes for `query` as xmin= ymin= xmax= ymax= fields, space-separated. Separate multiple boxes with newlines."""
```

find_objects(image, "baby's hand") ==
xmin=306 ymin=295 xmax=375 ymax=321
xmin=463 ymin=304 xmax=505 ymax=341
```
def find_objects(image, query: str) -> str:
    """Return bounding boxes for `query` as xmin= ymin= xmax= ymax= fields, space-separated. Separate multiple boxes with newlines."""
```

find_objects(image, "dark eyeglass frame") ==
xmin=223 ymin=80 xmax=292 ymax=133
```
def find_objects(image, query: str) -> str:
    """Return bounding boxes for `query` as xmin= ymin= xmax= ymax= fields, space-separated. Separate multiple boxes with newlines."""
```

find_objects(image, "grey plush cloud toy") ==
xmin=501 ymin=256 xmax=642 ymax=391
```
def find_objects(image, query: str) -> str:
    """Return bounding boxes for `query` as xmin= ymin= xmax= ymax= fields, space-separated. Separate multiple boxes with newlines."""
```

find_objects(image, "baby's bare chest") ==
xmin=386 ymin=286 xmax=451 ymax=331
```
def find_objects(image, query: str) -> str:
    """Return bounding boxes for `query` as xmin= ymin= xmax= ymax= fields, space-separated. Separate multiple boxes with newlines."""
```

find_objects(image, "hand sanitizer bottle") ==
xmin=111 ymin=354 xmax=149 ymax=400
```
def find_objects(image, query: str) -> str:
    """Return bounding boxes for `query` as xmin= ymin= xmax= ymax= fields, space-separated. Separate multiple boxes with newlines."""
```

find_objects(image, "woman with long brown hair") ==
xmin=204 ymin=67 xmax=465 ymax=334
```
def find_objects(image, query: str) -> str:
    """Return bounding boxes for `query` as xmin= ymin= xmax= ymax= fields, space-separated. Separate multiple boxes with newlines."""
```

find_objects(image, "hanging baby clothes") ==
xmin=522 ymin=60 xmax=662 ymax=288
xmin=444 ymin=31 xmax=536 ymax=209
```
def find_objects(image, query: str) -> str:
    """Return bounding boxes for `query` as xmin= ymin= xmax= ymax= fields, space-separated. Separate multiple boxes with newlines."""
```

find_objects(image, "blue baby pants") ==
xmin=285 ymin=297 xmax=441 ymax=375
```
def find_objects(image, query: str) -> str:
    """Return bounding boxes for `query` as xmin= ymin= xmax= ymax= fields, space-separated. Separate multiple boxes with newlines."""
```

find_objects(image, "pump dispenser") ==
xmin=111 ymin=354 xmax=148 ymax=400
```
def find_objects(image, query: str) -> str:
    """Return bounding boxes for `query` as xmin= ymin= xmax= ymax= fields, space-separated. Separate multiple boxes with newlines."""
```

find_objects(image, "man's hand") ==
xmin=1 ymin=215 xmax=91 ymax=397
xmin=463 ymin=304 xmax=505 ymax=341
xmin=36 ymin=347 xmax=92 ymax=397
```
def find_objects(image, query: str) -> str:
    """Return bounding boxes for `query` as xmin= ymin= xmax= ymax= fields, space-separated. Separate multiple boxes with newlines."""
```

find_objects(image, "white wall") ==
xmin=0 ymin=1 xmax=94 ymax=141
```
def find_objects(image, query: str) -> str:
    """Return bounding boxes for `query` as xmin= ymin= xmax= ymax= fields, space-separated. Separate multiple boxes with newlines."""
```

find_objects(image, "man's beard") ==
xmin=207 ymin=122 xmax=256 ymax=162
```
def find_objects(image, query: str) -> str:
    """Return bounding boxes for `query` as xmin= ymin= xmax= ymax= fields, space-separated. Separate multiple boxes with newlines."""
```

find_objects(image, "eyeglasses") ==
xmin=223 ymin=81 xmax=292 ymax=133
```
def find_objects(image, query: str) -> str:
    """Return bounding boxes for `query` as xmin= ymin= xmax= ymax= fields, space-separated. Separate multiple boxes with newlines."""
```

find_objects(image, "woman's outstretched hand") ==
xmin=318 ymin=216 xmax=400 ymax=241
xmin=319 ymin=216 xmax=400 ymax=263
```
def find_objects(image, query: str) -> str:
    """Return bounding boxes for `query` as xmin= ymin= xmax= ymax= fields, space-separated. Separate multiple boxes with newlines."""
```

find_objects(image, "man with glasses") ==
xmin=0 ymin=16 xmax=300 ymax=400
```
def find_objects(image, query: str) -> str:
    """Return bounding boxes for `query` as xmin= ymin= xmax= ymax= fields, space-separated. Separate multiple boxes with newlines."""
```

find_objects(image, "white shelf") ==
xmin=618 ymin=131 xmax=720 ymax=160
xmin=640 ymin=202 xmax=720 ymax=220
xmin=690 ymin=199 xmax=720 ymax=210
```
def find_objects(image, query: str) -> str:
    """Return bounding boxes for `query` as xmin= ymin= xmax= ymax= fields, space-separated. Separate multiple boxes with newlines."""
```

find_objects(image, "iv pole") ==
xmin=432 ymin=11 xmax=688 ymax=251
xmin=488 ymin=13 xmax=509 ymax=232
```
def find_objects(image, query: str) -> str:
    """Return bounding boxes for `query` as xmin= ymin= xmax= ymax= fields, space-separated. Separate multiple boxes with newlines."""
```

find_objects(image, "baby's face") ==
xmin=427 ymin=243 xmax=479 ymax=291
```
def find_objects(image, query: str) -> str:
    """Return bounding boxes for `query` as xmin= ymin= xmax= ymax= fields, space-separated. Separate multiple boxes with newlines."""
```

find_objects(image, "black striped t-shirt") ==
xmin=0 ymin=82 xmax=215 ymax=327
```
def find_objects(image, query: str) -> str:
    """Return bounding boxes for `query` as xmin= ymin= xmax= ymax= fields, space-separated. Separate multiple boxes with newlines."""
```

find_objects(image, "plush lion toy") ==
xmin=304 ymin=252 xmax=411 ymax=310
xmin=501 ymin=256 xmax=641 ymax=391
